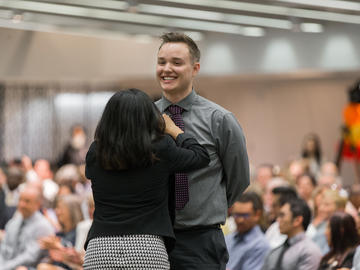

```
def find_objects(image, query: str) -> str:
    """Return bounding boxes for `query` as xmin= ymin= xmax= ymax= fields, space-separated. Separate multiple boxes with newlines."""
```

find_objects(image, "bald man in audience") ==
xmin=0 ymin=185 xmax=54 ymax=270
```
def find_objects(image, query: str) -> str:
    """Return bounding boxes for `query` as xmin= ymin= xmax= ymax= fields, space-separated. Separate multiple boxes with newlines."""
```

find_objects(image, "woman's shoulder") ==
xmin=152 ymin=135 xmax=174 ymax=150
xmin=85 ymin=141 xmax=97 ymax=164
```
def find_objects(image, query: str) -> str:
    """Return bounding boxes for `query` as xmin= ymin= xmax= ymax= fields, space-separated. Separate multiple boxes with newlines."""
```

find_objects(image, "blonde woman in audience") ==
xmin=37 ymin=194 xmax=83 ymax=270
xmin=307 ymin=189 xmax=347 ymax=255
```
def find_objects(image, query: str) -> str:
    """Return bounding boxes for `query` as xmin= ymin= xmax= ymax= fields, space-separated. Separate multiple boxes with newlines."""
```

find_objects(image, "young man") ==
xmin=262 ymin=198 xmax=322 ymax=270
xmin=225 ymin=192 xmax=270 ymax=270
xmin=155 ymin=32 xmax=249 ymax=269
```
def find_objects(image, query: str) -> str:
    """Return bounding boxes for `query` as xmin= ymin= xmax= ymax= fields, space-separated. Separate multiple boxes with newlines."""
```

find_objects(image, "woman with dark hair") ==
xmin=318 ymin=212 xmax=360 ymax=269
xmin=82 ymin=89 xmax=210 ymax=269
xmin=301 ymin=133 xmax=322 ymax=177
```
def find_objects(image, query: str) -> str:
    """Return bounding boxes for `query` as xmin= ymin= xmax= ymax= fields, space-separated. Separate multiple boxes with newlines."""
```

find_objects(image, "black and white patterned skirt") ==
xmin=83 ymin=234 xmax=170 ymax=269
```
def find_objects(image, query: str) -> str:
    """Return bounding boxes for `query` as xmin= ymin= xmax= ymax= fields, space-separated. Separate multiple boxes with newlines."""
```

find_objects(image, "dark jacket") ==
xmin=84 ymin=133 xmax=210 ymax=252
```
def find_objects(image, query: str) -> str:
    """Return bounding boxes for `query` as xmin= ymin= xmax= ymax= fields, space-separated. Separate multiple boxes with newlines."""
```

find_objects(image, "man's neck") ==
xmin=287 ymin=227 xmax=303 ymax=239
xmin=163 ymin=87 xmax=192 ymax=104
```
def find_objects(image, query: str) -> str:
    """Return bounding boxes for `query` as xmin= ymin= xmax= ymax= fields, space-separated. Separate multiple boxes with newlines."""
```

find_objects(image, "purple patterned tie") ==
xmin=167 ymin=105 xmax=189 ymax=210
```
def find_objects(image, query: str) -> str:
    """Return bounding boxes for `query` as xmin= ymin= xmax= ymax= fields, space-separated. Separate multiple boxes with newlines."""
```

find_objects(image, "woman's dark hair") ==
xmin=94 ymin=89 xmax=165 ymax=170
xmin=321 ymin=212 xmax=360 ymax=265
xmin=301 ymin=133 xmax=322 ymax=165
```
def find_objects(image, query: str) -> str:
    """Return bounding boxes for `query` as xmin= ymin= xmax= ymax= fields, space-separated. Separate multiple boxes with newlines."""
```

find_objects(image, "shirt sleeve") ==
xmin=162 ymin=134 xmax=210 ymax=173
xmin=213 ymin=112 xmax=250 ymax=206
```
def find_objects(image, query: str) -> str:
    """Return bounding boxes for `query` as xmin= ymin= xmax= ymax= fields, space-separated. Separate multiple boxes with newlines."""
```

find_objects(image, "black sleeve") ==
xmin=161 ymin=133 xmax=210 ymax=173
xmin=85 ymin=141 xmax=96 ymax=179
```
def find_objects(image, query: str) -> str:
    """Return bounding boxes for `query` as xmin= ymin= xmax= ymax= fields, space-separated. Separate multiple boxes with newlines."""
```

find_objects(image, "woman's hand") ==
xmin=38 ymin=235 xmax=62 ymax=250
xmin=163 ymin=114 xmax=184 ymax=139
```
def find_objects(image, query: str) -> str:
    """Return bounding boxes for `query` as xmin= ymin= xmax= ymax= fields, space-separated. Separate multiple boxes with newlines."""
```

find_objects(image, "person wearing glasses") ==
xmin=225 ymin=192 xmax=270 ymax=270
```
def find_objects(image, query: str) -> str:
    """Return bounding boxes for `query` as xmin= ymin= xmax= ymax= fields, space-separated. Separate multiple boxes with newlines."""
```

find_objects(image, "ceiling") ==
xmin=0 ymin=0 xmax=359 ymax=39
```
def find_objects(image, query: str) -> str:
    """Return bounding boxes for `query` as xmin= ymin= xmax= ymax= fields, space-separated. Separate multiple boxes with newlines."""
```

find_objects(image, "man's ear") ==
xmin=192 ymin=62 xmax=200 ymax=76
xmin=254 ymin=210 xmax=262 ymax=223
xmin=293 ymin=215 xmax=303 ymax=228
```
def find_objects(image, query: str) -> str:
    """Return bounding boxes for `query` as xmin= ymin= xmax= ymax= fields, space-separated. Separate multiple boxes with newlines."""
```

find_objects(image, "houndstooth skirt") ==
xmin=83 ymin=234 xmax=170 ymax=270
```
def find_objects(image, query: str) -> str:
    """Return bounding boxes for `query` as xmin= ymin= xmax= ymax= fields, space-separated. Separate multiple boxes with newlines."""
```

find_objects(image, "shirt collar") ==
xmin=288 ymin=231 xmax=305 ymax=246
xmin=161 ymin=89 xmax=197 ymax=112
xmin=234 ymin=225 xmax=262 ymax=243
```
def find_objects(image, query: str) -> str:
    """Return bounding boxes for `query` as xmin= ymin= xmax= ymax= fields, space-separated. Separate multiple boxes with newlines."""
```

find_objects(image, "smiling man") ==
xmin=155 ymin=32 xmax=250 ymax=270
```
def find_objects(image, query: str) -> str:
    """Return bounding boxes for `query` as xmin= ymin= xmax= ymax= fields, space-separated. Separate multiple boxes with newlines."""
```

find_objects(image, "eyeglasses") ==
xmin=231 ymin=213 xmax=252 ymax=219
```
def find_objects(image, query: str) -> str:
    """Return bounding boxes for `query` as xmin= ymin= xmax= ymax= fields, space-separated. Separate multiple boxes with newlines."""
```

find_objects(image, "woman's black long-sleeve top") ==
xmin=84 ymin=133 xmax=210 ymax=252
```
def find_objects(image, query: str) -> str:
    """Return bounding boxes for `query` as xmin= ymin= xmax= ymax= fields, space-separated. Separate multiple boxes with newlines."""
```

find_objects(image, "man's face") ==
xmin=156 ymin=42 xmax=199 ymax=96
xmin=18 ymin=189 xmax=41 ymax=219
xmin=278 ymin=203 xmax=296 ymax=236
xmin=231 ymin=202 xmax=260 ymax=235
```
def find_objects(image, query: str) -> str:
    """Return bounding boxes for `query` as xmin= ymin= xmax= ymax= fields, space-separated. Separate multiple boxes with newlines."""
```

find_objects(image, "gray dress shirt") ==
xmin=0 ymin=211 xmax=55 ymax=270
xmin=261 ymin=232 xmax=322 ymax=270
xmin=156 ymin=90 xmax=250 ymax=229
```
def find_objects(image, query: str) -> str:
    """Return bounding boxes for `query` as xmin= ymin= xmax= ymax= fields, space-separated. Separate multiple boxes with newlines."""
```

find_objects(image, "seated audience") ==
xmin=2 ymin=167 xmax=26 ymax=208
xmin=318 ymin=212 xmax=359 ymax=270
xmin=296 ymin=173 xmax=317 ymax=212
xmin=253 ymin=164 xmax=274 ymax=194
xmin=307 ymin=189 xmax=347 ymax=255
xmin=37 ymin=194 xmax=83 ymax=270
xmin=226 ymin=192 xmax=270 ymax=270
xmin=265 ymin=186 xmax=298 ymax=248
xmin=262 ymin=198 xmax=322 ymax=270
xmin=301 ymin=133 xmax=322 ymax=177
xmin=0 ymin=185 xmax=55 ymax=270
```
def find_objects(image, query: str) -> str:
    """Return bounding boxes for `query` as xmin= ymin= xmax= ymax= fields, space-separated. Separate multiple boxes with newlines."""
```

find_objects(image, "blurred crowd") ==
xmin=1 ymin=130 xmax=360 ymax=270
xmin=0 ymin=125 xmax=93 ymax=270
xmin=223 ymin=133 xmax=360 ymax=270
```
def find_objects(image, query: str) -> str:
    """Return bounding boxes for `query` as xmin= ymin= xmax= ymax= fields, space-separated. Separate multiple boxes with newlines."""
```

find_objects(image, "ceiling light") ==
xmin=300 ymin=23 xmax=323 ymax=33
xmin=242 ymin=27 xmax=265 ymax=37
xmin=274 ymin=0 xmax=360 ymax=12
xmin=152 ymin=0 xmax=360 ymax=25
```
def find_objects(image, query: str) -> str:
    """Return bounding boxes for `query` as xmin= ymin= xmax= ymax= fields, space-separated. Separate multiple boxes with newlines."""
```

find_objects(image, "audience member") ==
xmin=307 ymin=189 xmax=347 ymax=254
xmin=253 ymin=164 xmax=274 ymax=194
xmin=320 ymin=162 xmax=339 ymax=178
xmin=265 ymin=186 xmax=298 ymax=248
xmin=301 ymin=133 xmax=322 ymax=177
xmin=33 ymin=160 xmax=59 ymax=206
xmin=226 ymin=192 xmax=270 ymax=270
xmin=57 ymin=125 xmax=88 ymax=168
xmin=287 ymin=159 xmax=307 ymax=185
xmin=38 ymin=194 xmax=83 ymax=270
xmin=262 ymin=198 xmax=322 ymax=270
xmin=0 ymin=185 xmax=55 ymax=270
xmin=2 ymin=166 xmax=26 ymax=207
xmin=296 ymin=173 xmax=317 ymax=212
xmin=262 ymin=177 xmax=289 ymax=219
xmin=318 ymin=212 xmax=359 ymax=270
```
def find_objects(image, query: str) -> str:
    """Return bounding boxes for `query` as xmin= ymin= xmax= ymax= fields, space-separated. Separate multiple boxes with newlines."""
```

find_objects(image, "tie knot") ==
xmin=168 ymin=105 xmax=184 ymax=115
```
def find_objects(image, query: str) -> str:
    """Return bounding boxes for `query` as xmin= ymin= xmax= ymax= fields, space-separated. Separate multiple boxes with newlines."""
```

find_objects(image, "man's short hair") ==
xmin=286 ymin=198 xmax=311 ymax=230
xmin=159 ymin=32 xmax=201 ymax=63
xmin=237 ymin=192 xmax=263 ymax=212
xmin=272 ymin=186 xmax=298 ymax=206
